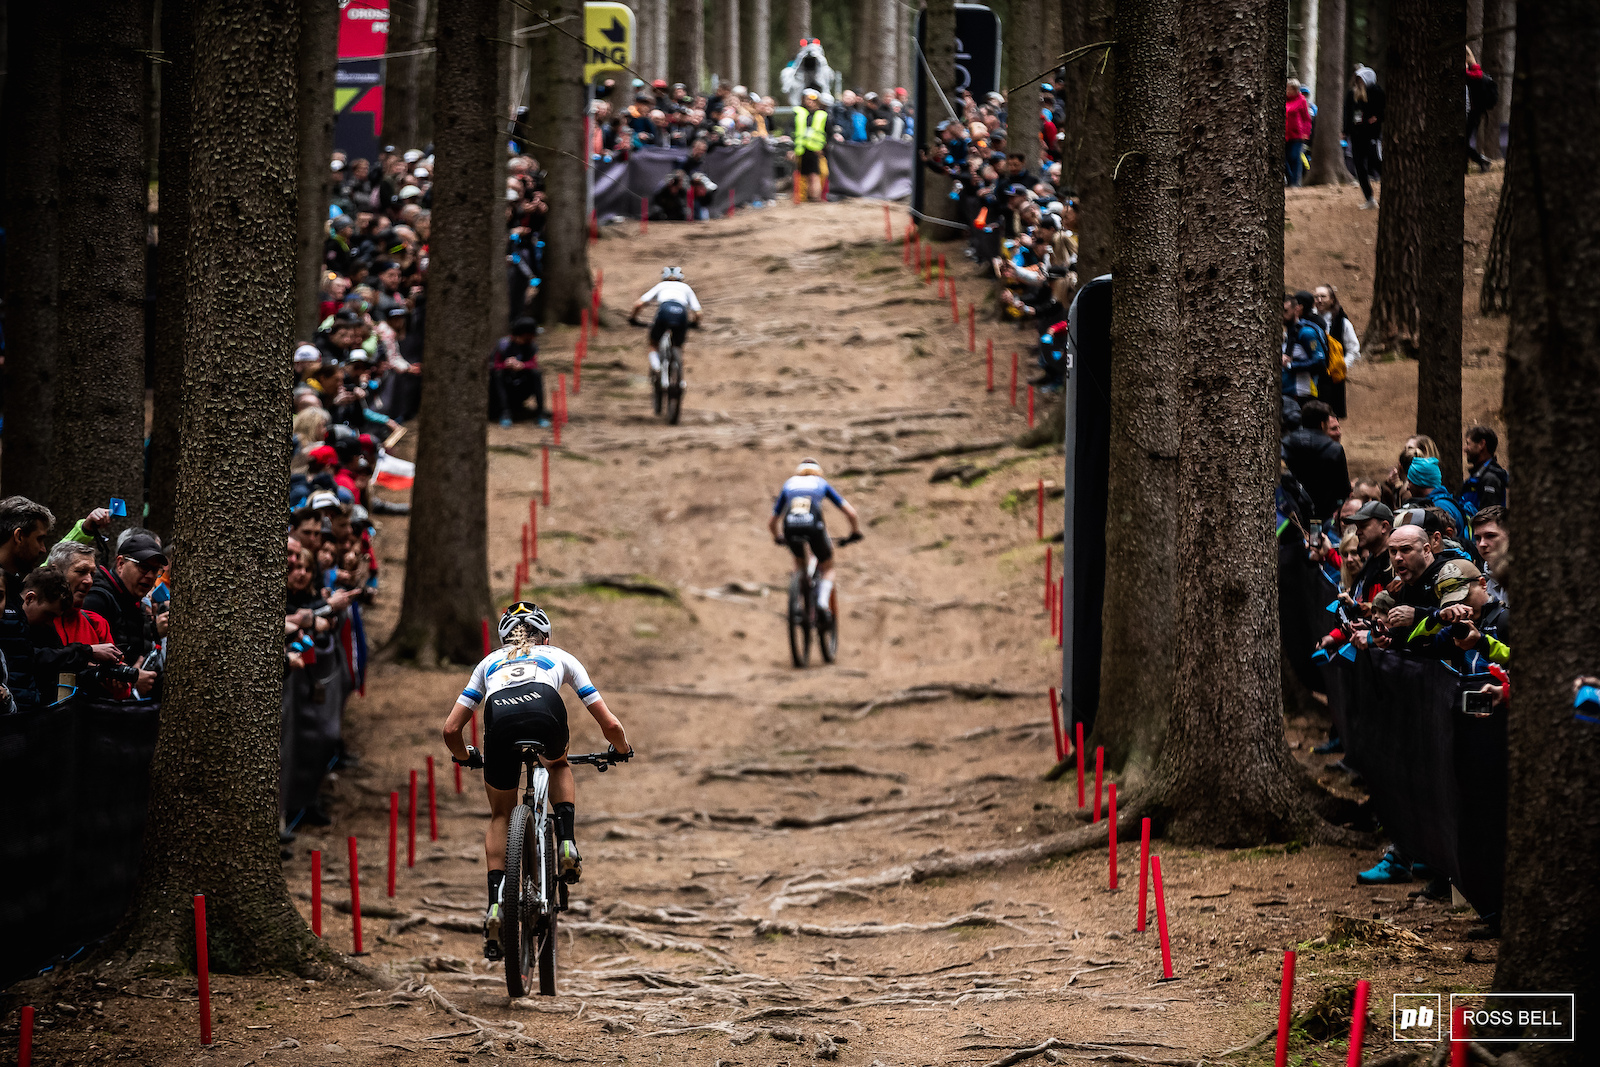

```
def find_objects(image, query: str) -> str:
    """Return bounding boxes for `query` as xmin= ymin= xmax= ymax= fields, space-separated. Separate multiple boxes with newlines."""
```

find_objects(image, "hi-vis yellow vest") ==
xmin=794 ymin=107 xmax=827 ymax=152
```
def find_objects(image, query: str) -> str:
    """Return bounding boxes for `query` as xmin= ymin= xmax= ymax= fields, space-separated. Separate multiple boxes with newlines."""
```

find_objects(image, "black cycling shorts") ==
xmin=784 ymin=521 xmax=832 ymax=564
xmin=650 ymin=301 xmax=690 ymax=347
xmin=482 ymin=681 xmax=570 ymax=791
xmin=798 ymin=149 xmax=823 ymax=177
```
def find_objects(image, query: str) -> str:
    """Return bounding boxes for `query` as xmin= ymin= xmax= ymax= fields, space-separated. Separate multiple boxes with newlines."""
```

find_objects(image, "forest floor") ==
xmin=12 ymin=173 xmax=1510 ymax=1065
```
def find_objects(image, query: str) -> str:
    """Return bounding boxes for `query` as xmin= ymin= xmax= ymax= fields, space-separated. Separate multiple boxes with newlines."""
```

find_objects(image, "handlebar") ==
xmin=567 ymin=746 xmax=634 ymax=772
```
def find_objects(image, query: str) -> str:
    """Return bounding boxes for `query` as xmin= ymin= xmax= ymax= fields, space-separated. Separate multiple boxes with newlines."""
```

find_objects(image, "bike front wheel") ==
xmin=819 ymin=585 xmax=839 ymax=664
xmin=787 ymin=571 xmax=811 ymax=668
xmin=665 ymin=348 xmax=683 ymax=426
xmin=502 ymin=805 xmax=534 ymax=998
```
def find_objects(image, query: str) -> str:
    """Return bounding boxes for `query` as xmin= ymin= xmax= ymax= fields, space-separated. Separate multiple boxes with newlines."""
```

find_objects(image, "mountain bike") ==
xmin=781 ymin=531 xmax=861 ymax=668
xmin=629 ymin=317 xmax=697 ymax=426
xmin=501 ymin=742 xmax=631 ymax=998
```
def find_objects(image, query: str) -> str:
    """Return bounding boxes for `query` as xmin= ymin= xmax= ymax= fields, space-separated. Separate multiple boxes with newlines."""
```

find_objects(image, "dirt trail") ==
xmin=23 ymin=198 xmax=1497 ymax=1065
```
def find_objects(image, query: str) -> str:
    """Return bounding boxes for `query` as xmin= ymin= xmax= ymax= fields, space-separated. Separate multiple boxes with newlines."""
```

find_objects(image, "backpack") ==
xmin=1326 ymin=334 xmax=1347 ymax=382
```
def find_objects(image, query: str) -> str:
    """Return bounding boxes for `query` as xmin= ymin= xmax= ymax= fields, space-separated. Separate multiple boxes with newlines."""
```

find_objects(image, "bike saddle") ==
xmin=513 ymin=741 xmax=548 ymax=755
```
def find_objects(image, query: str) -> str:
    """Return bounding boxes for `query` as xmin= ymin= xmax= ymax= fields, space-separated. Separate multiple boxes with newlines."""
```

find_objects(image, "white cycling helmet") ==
xmin=498 ymin=601 xmax=551 ymax=644
xmin=661 ymin=266 xmax=685 ymax=281
xmin=795 ymin=458 xmax=824 ymax=477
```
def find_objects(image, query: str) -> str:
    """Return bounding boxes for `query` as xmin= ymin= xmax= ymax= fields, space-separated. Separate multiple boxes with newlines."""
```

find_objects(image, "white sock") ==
xmin=816 ymin=577 xmax=834 ymax=609
xmin=648 ymin=349 xmax=661 ymax=374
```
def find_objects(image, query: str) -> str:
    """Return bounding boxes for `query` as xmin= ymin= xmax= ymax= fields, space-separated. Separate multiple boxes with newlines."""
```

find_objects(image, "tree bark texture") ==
xmin=148 ymin=0 xmax=194 ymax=542
xmin=1068 ymin=0 xmax=1114 ymax=280
xmin=529 ymin=0 xmax=590 ymax=326
xmin=1370 ymin=0 xmax=1465 ymax=484
xmin=120 ymin=0 xmax=310 ymax=973
xmin=1003 ymin=0 xmax=1044 ymax=173
xmin=870 ymin=0 xmax=897 ymax=95
xmin=1 ymin=1 xmax=61 ymax=503
xmin=1306 ymin=0 xmax=1351 ymax=185
xmin=920 ymin=0 xmax=964 ymax=239
xmin=1152 ymin=0 xmax=1314 ymax=846
xmin=1095 ymin=0 xmax=1178 ymax=780
xmin=392 ymin=0 xmax=497 ymax=667
xmin=670 ymin=0 xmax=705 ymax=91
xmin=1481 ymin=0 xmax=1512 ymax=161
xmin=416 ymin=0 xmax=439 ymax=145
xmin=1492 ymin=3 xmax=1600 ymax=1045
xmin=53 ymin=0 xmax=150 ymax=526
xmin=741 ymin=0 xmax=771 ymax=95
xmin=850 ymin=0 xmax=872 ymax=92
xmin=386 ymin=0 xmax=425 ymax=152
xmin=296 ymin=0 xmax=339 ymax=343
xmin=716 ymin=0 xmax=741 ymax=84
xmin=1301 ymin=0 xmax=1319 ymax=99
xmin=654 ymin=0 xmax=670 ymax=85
xmin=787 ymin=0 xmax=811 ymax=48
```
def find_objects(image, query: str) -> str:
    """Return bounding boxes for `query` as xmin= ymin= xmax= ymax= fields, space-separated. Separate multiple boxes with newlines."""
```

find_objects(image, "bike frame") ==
xmin=517 ymin=745 xmax=556 ymax=922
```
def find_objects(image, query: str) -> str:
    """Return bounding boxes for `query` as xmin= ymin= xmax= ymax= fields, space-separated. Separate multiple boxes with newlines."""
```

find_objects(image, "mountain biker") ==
xmin=442 ymin=601 xmax=633 ymax=962
xmin=627 ymin=266 xmax=701 ymax=390
xmin=767 ymin=459 xmax=862 ymax=626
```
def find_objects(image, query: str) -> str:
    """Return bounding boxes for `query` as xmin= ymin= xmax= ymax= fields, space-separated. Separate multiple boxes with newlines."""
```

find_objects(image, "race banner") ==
xmin=336 ymin=0 xmax=390 ymax=162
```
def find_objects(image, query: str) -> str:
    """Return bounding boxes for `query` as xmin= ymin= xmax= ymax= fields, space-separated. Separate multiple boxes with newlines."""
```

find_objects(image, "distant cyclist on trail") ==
xmin=628 ymin=266 xmax=701 ymax=391
xmin=442 ymin=602 xmax=633 ymax=962
xmin=768 ymin=459 xmax=862 ymax=628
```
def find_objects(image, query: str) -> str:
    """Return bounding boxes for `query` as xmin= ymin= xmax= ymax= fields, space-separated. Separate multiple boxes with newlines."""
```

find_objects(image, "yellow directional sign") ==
xmin=584 ymin=2 xmax=633 ymax=84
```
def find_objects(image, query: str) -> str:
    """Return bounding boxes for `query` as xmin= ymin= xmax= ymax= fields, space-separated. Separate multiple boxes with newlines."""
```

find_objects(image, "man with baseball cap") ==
xmin=83 ymin=531 xmax=169 ymax=669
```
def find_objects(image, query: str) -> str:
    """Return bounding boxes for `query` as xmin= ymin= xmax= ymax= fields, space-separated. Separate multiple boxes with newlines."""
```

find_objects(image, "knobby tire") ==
xmin=537 ymin=819 xmax=559 ymax=994
xmin=788 ymin=570 xmax=811 ymax=668
xmin=502 ymin=805 xmax=534 ymax=998
xmin=665 ymin=346 xmax=683 ymax=425
xmin=819 ymin=584 xmax=839 ymax=664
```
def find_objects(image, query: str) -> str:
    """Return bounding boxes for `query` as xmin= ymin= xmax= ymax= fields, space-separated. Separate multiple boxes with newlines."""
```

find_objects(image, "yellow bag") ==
xmin=1327 ymin=334 xmax=1347 ymax=382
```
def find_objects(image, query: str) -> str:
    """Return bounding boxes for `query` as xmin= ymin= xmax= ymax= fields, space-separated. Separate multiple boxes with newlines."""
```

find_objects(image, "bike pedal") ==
xmin=483 ymin=939 xmax=504 ymax=962
xmin=561 ymin=870 xmax=582 ymax=885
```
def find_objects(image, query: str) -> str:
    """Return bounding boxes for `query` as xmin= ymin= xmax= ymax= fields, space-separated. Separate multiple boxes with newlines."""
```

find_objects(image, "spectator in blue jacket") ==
xmin=1401 ymin=456 xmax=1467 ymax=535
xmin=1281 ymin=291 xmax=1328 ymax=407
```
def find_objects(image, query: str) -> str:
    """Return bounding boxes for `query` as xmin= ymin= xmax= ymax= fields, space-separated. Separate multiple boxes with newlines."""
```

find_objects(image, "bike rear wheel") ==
xmin=787 ymin=571 xmax=811 ymax=668
xmin=665 ymin=346 xmax=683 ymax=425
xmin=819 ymin=585 xmax=839 ymax=663
xmin=536 ymin=819 xmax=559 ymax=995
xmin=502 ymin=805 xmax=534 ymax=998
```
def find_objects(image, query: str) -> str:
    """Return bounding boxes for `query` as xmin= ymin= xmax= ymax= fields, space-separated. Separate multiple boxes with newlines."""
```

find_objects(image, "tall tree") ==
xmin=391 ymin=0 xmax=497 ymax=666
xmin=1094 ymin=0 xmax=1178 ymax=777
xmin=920 ymin=0 xmax=965 ymax=238
xmin=529 ymin=0 xmax=590 ymax=326
xmin=1150 ymin=0 xmax=1315 ymax=844
xmin=1004 ymin=0 xmax=1044 ymax=174
xmin=741 ymin=0 xmax=771 ymax=95
xmin=1300 ymin=0 xmax=1319 ymax=99
xmin=1068 ymin=0 xmax=1115 ymax=280
xmin=296 ymin=0 xmax=340 ymax=343
xmin=870 ymin=0 xmax=897 ymax=94
xmin=851 ymin=0 xmax=874 ymax=92
xmin=1 ymin=2 xmax=62 ymax=504
xmin=669 ymin=0 xmax=705 ymax=90
xmin=117 ymin=0 xmax=309 ymax=971
xmin=1369 ymin=0 xmax=1466 ymax=486
xmin=1493 ymin=0 xmax=1600 ymax=1038
xmin=717 ymin=0 xmax=742 ymax=84
xmin=1481 ymin=0 xmax=1512 ymax=161
xmin=416 ymin=0 xmax=439 ymax=145
xmin=148 ymin=0 xmax=195 ymax=542
xmin=1306 ymin=0 xmax=1351 ymax=185
xmin=654 ymin=0 xmax=671 ymax=84
xmin=787 ymin=0 xmax=811 ymax=48
xmin=53 ymin=0 xmax=150 ymax=525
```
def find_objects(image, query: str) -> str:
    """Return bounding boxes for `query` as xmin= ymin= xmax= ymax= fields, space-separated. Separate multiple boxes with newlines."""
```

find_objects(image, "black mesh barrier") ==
xmin=593 ymin=142 xmax=777 ymax=221
xmin=825 ymin=141 xmax=915 ymax=201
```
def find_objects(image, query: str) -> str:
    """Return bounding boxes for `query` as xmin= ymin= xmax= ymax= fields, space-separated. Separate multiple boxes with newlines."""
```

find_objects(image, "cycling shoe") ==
xmin=559 ymin=839 xmax=583 ymax=884
xmin=483 ymin=901 xmax=503 ymax=959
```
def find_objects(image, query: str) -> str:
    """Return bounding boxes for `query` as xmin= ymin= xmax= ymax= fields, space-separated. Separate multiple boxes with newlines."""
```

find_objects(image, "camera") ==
xmin=1461 ymin=689 xmax=1495 ymax=717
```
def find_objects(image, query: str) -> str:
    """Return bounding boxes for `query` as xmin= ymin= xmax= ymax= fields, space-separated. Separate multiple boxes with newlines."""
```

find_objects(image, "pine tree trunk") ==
xmin=1306 ymin=0 xmax=1351 ymax=185
xmin=851 ymin=0 xmax=873 ymax=92
xmin=1151 ymin=0 xmax=1314 ymax=845
xmin=921 ymin=0 xmax=964 ymax=239
xmin=1481 ymin=0 xmax=1511 ymax=161
xmin=530 ymin=0 xmax=590 ymax=326
xmin=897 ymin=0 xmax=914 ymax=91
xmin=1095 ymin=0 xmax=1178 ymax=778
xmin=1 ymin=3 xmax=62 ymax=504
xmin=655 ymin=0 xmax=671 ymax=85
xmin=717 ymin=0 xmax=741 ymax=85
xmin=148 ymin=0 xmax=194 ymax=542
xmin=1070 ymin=0 xmax=1114 ymax=281
xmin=1301 ymin=0 xmax=1318 ymax=99
xmin=53 ymin=0 xmax=150 ymax=526
xmin=1493 ymin=0 xmax=1600 ymax=1030
xmin=1004 ymin=0 xmax=1043 ymax=173
xmin=296 ymin=0 xmax=339 ymax=343
xmin=391 ymin=0 xmax=497 ymax=667
xmin=787 ymin=0 xmax=811 ymax=47
xmin=670 ymin=0 xmax=705 ymax=91
xmin=416 ymin=0 xmax=439 ymax=145
xmin=741 ymin=0 xmax=771 ymax=95
xmin=386 ymin=0 xmax=425 ymax=152
xmin=117 ymin=0 xmax=311 ymax=973
xmin=871 ymin=0 xmax=896 ymax=95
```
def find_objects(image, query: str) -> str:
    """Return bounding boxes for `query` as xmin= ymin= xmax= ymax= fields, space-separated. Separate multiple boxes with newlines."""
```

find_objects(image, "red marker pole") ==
xmin=1093 ymin=746 xmax=1104 ymax=822
xmin=1108 ymin=784 xmax=1119 ymax=888
xmin=387 ymin=792 xmax=398 ymax=897
xmin=347 ymin=836 xmax=364 ymax=954
xmin=194 ymin=895 xmax=212 ymax=1044
xmin=480 ymin=617 xmax=490 ymax=656
xmin=541 ymin=446 xmax=551 ymax=506
xmin=1075 ymin=722 xmax=1086 ymax=807
xmin=1049 ymin=578 xmax=1057 ymax=639
xmin=529 ymin=499 xmax=538 ymax=562
xmin=311 ymin=850 xmax=322 ymax=937
xmin=1137 ymin=817 xmax=1152 ymax=930
xmin=426 ymin=756 xmax=438 ymax=841
xmin=1037 ymin=480 xmax=1045 ymax=539
xmin=454 ymin=760 xmax=462 ymax=794
xmin=1010 ymin=351 xmax=1019 ymax=406
xmin=986 ymin=339 xmax=994 ymax=391
xmin=1028 ymin=385 xmax=1036 ymax=427
xmin=18 ymin=1005 xmax=33 ymax=1067
xmin=1274 ymin=950 xmax=1297 ymax=1067
xmin=1045 ymin=546 xmax=1053 ymax=609
xmin=967 ymin=304 xmax=976 ymax=353
xmin=408 ymin=769 xmax=418 ymax=867
xmin=1450 ymin=1008 xmax=1469 ymax=1067
xmin=1048 ymin=687 xmax=1063 ymax=762
xmin=1345 ymin=979 xmax=1370 ymax=1067
xmin=1058 ymin=576 xmax=1065 ymax=649
xmin=1152 ymin=855 xmax=1174 ymax=979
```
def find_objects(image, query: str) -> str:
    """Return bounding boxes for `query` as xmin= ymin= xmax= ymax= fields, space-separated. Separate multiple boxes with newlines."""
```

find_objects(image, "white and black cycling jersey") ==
xmin=458 ymin=644 xmax=602 ymax=710
xmin=637 ymin=280 xmax=702 ymax=312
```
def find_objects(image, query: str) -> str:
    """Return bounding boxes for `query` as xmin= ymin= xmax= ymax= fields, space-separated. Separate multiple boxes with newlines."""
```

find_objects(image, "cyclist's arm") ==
xmin=768 ymin=490 xmax=787 ymax=540
xmin=630 ymin=283 xmax=661 ymax=320
xmin=826 ymin=485 xmax=862 ymax=535
xmin=685 ymin=288 xmax=703 ymax=322
xmin=566 ymin=655 xmax=631 ymax=755
xmin=441 ymin=660 xmax=489 ymax=760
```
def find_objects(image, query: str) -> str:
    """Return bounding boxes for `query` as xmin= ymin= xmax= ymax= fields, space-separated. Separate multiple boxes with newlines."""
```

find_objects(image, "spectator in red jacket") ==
xmin=1285 ymin=79 xmax=1314 ymax=187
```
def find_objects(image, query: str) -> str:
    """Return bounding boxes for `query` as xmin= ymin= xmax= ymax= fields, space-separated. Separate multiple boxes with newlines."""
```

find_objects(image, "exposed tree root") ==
xmin=700 ymin=762 xmax=908 ymax=783
xmin=824 ymin=682 xmax=1045 ymax=721
xmin=564 ymin=920 xmax=729 ymax=958
xmin=752 ymin=912 xmax=1034 ymax=939
xmin=771 ymin=799 xmax=959 ymax=829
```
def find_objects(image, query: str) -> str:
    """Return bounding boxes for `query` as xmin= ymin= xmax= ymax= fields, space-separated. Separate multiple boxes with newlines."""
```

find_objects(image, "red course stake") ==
xmin=1093 ymin=746 xmax=1104 ymax=822
xmin=986 ymin=339 xmax=994 ymax=392
xmin=427 ymin=756 xmax=438 ymax=841
xmin=194 ymin=895 xmax=212 ymax=1044
xmin=1028 ymin=385 xmax=1036 ymax=427
xmin=1010 ymin=351 xmax=1019 ymax=406
xmin=387 ymin=792 xmax=398 ymax=897
xmin=1045 ymin=546 xmax=1053 ymax=609
xmin=408 ymin=769 xmax=418 ymax=867
xmin=950 ymin=285 xmax=959 ymax=324
xmin=1137 ymin=817 xmax=1152 ymax=930
xmin=1152 ymin=855 xmax=1174 ymax=979
xmin=1075 ymin=722 xmax=1086 ymax=807
xmin=1036 ymin=479 xmax=1045 ymax=539
xmin=967 ymin=304 xmax=976 ymax=353
xmin=542 ymin=446 xmax=551 ymax=506
xmin=348 ymin=836 xmax=365 ymax=954
xmin=1450 ymin=1008 xmax=1469 ymax=1067
xmin=1048 ymin=688 xmax=1062 ymax=761
xmin=454 ymin=760 xmax=463 ymax=794
xmin=1346 ymin=979 xmax=1370 ymax=1067
xmin=529 ymin=499 xmax=538 ymax=562
xmin=480 ymin=618 xmax=490 ymax=657
xmin=19 ymin=1005 xmax=33 ymax=1067
xmin=1058 ymin=576 xmax=1066 ymax=648
xmin=311 ymin=850 xmax=322 ymax=937
xmin=1108 ymin=784 xmax=1119 ymax=888
xmin=1274 ymin=950 xmax=1297 ymax=1067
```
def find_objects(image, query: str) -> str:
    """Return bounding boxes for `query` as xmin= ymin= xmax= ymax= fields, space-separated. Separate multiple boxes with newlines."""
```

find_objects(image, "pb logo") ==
xmin=1394 ymin=994 xmax=1442 ymax=1041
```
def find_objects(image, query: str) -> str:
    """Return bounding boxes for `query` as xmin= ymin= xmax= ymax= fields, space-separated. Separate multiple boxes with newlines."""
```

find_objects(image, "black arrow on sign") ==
xmin=600 ymin=17 xmax=625 ymax=43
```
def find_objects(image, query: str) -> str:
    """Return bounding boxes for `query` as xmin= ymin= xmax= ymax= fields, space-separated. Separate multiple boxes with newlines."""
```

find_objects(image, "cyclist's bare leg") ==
xmin=483 ymin=782 xmax=519 ymax=871
xmin=539 ymin=755 xmax=575 ymax=805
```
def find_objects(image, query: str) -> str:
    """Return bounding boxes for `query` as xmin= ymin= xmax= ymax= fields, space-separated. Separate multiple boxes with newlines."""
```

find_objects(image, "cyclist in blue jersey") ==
xmin=627 ymin=266 xmax=702 ymax=388
xmin=442 ymin=601 xmax=632 ymax=961
xmin=767 ymin=459 xmax=862 ymax=627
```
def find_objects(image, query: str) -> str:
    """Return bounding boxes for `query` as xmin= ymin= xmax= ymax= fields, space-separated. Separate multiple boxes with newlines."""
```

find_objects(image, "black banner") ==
xmin=825 ymin=141 xmax=915 ymax=200
xmin=1064 ymin=278 xmax=1112 ymax=734
xmin=593 ymin=142 xmax=776 ymax=221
